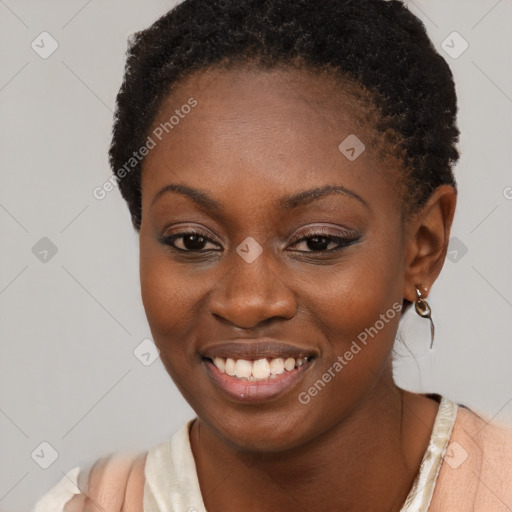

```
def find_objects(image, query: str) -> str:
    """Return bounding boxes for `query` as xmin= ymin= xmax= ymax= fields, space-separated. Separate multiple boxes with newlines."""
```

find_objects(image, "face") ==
xmin=139 ymin=66 xmax=409 ymax=452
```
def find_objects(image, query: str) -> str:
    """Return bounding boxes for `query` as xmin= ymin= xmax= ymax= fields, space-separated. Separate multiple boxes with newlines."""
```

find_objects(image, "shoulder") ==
xmin=32 ymin=451 xmax=147 ymax=512
xmin=431 ymin=401 xmax=512 ymax=511
xmin=455 ymin=404 xmax=512 ymax=462
xmin=32 ymin=467 xmax=81 ymax=512
xmin=32 ymin=422 xmax=196 ymax=512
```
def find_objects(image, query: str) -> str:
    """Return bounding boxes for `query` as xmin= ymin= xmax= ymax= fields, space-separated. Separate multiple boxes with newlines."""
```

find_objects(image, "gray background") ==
xmin=0 ymin=0 xmax=511 ymax=510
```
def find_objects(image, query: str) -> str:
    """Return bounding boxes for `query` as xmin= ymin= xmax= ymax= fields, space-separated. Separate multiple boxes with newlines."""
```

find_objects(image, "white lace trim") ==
xmin=399 ymin=396 xmax=458 ymax=511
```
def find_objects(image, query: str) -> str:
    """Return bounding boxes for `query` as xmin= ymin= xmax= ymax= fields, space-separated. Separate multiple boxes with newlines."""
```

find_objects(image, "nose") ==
xmin=208 ymin=250 xmax=298 ymax=329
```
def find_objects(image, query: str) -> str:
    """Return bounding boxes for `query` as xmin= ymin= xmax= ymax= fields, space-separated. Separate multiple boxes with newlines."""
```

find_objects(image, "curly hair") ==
xmin=108 ymin=0 xmax=460 ymax=231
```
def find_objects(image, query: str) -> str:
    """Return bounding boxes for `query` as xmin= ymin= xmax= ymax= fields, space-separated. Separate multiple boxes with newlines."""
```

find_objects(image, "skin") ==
xmin=138 ymin=66 xmax=457 ymax=512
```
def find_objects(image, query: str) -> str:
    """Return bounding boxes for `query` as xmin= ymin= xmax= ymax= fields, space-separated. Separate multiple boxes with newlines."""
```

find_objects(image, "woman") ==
xmin=33 ymin=0 xmax=512 ymax=510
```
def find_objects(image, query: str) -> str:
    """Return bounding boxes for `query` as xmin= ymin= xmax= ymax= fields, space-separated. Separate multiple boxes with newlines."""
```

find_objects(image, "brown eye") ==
xmin=290 ymin=234 xmax=358 ymax=252
xmin=304 ymin=235 xmax=336 ymax=252
xmin=160 ymin=231 xmax=221 ymax=252
xmin=288 ymin=227 xmax=361 ymax=253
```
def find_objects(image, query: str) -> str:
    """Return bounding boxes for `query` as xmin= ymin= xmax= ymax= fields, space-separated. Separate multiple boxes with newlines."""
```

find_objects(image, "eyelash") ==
xmin=160 ymin=229 xmax=221 ymax=253
xmin=159 ymin=227 xmax=360 ymax=254
xmin=288 ymin=227 xmax=360 ymax=253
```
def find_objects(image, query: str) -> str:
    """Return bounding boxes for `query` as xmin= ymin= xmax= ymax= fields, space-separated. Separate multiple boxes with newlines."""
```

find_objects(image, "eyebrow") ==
xmin=151 ymin=183 xmax=369 ymax=212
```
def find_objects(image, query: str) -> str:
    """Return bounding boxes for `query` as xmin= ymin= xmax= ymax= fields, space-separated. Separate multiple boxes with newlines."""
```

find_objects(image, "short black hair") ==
xmin=109 ymin=0 xmax=460 ymax=231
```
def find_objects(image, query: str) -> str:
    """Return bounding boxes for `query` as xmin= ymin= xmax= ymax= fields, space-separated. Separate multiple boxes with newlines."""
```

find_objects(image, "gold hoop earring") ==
xmin=415 ymin=286 xmax=435 ymax=349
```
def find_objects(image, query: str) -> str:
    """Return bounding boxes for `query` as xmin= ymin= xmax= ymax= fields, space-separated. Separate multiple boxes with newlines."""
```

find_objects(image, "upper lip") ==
xmin=201 ymin=339 xmax=318 ymax=361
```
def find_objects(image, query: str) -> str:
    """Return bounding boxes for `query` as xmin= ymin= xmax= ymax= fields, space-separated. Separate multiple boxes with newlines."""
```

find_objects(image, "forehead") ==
xmin=141 ymin=65 xmax=401 ymax=213
xmin=149 ymin=64 xmax=377 ymax=147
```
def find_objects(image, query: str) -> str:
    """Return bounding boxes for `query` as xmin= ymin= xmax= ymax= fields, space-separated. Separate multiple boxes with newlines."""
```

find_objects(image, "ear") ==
xmin=403 ymin=185 xmax=457 ymax=302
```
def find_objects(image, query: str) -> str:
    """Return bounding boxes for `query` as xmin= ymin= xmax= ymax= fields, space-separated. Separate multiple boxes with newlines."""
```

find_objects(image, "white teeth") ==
xmin=269 ymin=358 xmax=285 ymax=375
xmin=234 ymin=359 xmax=252 ymax=378
xmin=252 ymin=358 xmax=270 ymax=379
xmin=284 ymin=357 xmax=296 ymax=371
xmin=211 ymin=356 xmax=310 ymax=380
xmin=213 ymin=357 xmax=225 ymax=373
xmin=225 ymin=358 xmax=236 ymax=376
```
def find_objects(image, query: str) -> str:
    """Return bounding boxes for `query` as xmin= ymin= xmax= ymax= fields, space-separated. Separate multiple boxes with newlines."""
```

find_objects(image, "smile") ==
xmin=202 ymin=355 xmax=315 ymax=402
xmin=210 ymin=356 xmax=311 ymax=380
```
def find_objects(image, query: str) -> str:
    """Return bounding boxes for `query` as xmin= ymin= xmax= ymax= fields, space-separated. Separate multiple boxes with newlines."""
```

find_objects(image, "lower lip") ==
xmin=203 ymin=359 xmax=314 ymax=402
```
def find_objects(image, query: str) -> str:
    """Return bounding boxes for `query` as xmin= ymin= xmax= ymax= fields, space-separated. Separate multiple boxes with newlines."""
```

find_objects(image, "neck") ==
xmin=190 ymin=377 xmax=439 ymax=512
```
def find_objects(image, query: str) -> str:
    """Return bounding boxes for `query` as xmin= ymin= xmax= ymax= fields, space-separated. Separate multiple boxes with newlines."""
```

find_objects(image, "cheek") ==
xmin=139 ymin=236 xmax=197 ymax=346
xmin=304 ymin=232 xmax=404 ymax=340
xmin=296 ymin=229 xmax=404 ymax=393
xmin=139 ymin=247 xmax=207 ymax=400
xmin=139 ymin=238 xmax=223 ymax=382
xmin=140 ymin=261 xmax=200 ymax=343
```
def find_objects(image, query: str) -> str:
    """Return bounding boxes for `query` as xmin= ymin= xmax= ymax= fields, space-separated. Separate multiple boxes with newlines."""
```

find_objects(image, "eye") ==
xmin=160 ymin=230 xmax=222 ymax=252
xmin=288 ymin=228 xmax=361 ymax=253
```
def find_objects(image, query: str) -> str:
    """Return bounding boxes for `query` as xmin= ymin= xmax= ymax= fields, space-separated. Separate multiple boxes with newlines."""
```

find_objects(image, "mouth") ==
xmin=201 ymin=341 xmax=317 ymax=402
xmin=206 ymin=355 xmax=312 ymax=380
